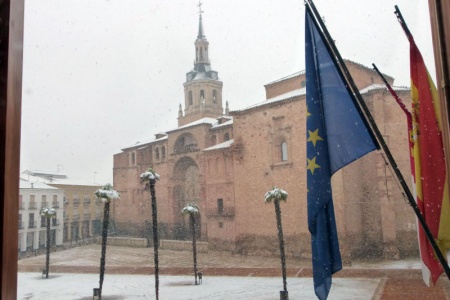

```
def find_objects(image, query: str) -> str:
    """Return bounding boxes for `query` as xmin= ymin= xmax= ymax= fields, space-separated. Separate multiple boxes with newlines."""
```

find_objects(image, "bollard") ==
xmin=280 ymin=291 xmax=289 ymax=300
xmin=198 ymin=272 xmax=203 ymax=284
xmin=93 ymin=288 xmax=100 ymax=300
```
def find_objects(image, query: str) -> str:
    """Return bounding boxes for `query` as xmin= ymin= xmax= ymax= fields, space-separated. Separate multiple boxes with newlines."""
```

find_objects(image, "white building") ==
xmin=19 ymin=179 xmax=64 ymax=252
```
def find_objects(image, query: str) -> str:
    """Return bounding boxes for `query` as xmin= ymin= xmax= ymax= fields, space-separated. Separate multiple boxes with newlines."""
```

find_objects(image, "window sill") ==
xmin=270 ymin=161 xmax=292 ymax=169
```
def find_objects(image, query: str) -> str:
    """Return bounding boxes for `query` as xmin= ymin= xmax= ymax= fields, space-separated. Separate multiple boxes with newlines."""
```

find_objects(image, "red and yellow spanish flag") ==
xmin=409 ymin=34 xmax=450 ymax=285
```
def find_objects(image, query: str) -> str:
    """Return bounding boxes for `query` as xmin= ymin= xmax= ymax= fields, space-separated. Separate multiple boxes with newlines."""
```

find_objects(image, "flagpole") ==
xmin=305 ymin=0 xmax=450 ymax=281
xmin=371 ymin=64 xmax=411 ymax=117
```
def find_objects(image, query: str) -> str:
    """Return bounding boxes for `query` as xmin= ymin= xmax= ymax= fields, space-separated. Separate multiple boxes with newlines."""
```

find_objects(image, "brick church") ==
xmin=112 ymin=10 xmax=417 ymax=261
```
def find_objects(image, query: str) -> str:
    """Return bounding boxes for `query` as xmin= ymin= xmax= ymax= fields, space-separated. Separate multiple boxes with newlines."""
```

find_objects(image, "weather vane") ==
xmin=197 ymin=1 xmax=203 ymax=16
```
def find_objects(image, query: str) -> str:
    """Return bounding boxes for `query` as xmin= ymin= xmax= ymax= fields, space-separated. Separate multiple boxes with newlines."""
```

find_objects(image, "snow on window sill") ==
xmin=270 ymin=161 xmax=292 ymax=169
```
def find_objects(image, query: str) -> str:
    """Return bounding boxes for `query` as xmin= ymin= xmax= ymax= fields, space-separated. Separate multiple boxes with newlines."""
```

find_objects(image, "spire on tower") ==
xmin=197 ymin=1 xmax=205 ymax=39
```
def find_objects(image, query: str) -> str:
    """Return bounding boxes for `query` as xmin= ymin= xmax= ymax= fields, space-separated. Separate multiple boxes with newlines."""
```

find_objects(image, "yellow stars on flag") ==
xmin=307 ymin=128 xmax=323 ymax=147
xmin=307 ymin=156 xmax=320 ymax=175
xmin=306 ymin=110 xmax=322 ymax=175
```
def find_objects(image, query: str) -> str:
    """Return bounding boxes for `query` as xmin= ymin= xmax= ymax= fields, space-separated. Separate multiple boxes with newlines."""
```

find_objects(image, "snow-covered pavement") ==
xmin=18 ymin=272 xmax=380 ymax=299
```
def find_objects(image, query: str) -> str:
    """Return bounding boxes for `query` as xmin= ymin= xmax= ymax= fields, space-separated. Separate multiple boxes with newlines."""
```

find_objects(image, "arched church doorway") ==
xmin=172 ymin=156 xmax=202 ymax=240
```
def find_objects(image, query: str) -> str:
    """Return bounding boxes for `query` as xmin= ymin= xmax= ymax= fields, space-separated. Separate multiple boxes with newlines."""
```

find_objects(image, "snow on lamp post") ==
xmin=140 ymin=167 xmax=161 ymax=300
xmin=39 ymin=207 xmax=56 ymax=279
xmin=265 ymin=187 xmax=289 ymax=300
xmin=94 ymin=184 xmax=120 ymax=299
xmin=182 ymin=203 xmax=200 ymax=285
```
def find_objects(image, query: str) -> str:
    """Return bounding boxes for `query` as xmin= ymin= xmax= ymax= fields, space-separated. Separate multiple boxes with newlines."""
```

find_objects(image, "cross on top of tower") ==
xmin=197 ymin=1 xmax=203 ymax=16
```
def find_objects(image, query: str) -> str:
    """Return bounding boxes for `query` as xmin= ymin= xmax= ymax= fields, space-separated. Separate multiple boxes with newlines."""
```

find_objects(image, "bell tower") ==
xmin=178 ymin=2 xmax=224 ymax=127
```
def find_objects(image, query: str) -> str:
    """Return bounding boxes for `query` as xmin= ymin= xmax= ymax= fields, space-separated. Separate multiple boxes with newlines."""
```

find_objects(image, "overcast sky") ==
xmin=20 ymin=0 xmax=433 ymax=184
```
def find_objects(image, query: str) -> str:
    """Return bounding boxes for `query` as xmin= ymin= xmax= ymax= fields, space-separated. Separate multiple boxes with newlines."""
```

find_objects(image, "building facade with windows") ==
xmin=21 ymin=170 xmax=102 ymax=245
xmin=18 ymin=180 xmax=64 ymax=252
xmin=112 ymin=13 xmax=417 ymax=260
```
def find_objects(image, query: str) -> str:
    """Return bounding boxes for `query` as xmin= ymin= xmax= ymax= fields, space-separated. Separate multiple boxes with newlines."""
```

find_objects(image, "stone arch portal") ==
xmin=172 ymin=156 xmax=202 ymax=239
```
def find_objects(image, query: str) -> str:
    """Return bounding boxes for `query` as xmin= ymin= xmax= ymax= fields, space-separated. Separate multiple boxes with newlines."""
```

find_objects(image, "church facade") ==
xmin=112 ymin=12 xmax=417 ymax=261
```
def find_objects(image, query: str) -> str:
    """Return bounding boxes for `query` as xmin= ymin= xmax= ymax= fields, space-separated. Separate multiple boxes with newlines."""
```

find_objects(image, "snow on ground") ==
xmin=18 ymin=273 xmax=380 ymax=300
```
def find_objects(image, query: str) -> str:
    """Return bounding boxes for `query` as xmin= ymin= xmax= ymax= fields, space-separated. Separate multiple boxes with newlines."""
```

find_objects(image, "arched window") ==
xmin=155 ymin=147 xmax=160 ymax=160
xmin=213 ymin=90 xmax=217 ymax=103
xmin=188 ymin=91 xmax=193 ymax=105
xmin=281 ymin=142 xmax=288 ymax=161
xmin=200 ymin=90 xmax=205 ymax=102
xmin=161 ymin=146 xmax=166 ymax=160
xmin=224 ymin=132 xmax=230 ymax=141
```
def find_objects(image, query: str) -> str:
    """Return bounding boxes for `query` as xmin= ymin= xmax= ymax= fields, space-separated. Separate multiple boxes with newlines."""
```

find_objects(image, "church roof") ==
xmin=121 ymin=135 xmax=167 ymax=151
xmin=203 ymin=139 xmax=234 ymax=152
xmin=359 ymin=84 xmax=409 ymax=94
xmin=232 ymin=82 xmax=409 ymax=115
xmin=231 ymin=88 xmax=305 ymax=114
xmin=167 ymin=117 xmax=218 ymax=133
xmin=265 ymin=71 xmax=305 ymax=86
xmin=211 ymin=118 xmax=233 ymax=129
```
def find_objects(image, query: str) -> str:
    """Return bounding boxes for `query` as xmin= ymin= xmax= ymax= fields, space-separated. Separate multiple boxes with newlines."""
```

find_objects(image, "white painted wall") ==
xmin=19 ymin=180 xmax=64 ymax=252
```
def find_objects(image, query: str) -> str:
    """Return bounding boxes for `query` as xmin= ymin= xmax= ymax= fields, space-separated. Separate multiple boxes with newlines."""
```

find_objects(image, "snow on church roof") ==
xmin=211 ymin=118 xmax=233 ymax=129
xmin=233 ymin=83 xmax=410 ymax=114
xmin=232 ymin=87 xmax=305 ymax=113
xmin=166 ymin=117 xmax=218 ymax=133
xmin=359 ymin=84 xmax=409 ymax=94
xmin=203 ymin=139 xmax=234 ymax=152
xmin=265 ymin=71 xmax=305 ymax=86
xmin=122 ymin=118 xmax=219 ymax=150
xmin=121 ymin=135 xmax=167 ymax=151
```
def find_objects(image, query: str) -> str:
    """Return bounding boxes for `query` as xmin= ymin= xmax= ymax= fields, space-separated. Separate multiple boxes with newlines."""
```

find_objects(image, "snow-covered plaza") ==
xmin=16 ymin=244 xmax=450 ymax=299
xmin=18 ymin=273 xmax=380 ymax=299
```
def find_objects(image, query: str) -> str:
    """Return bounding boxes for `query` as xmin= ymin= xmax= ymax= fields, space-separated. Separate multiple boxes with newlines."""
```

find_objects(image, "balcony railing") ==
xmin=72 ymin=215 xmax=80 ymax=221
xmin=84 ymin=199 xmax=91 ymax=205
xmin=52 ymin=220 xmax=60 ymax=227
xmin=173 ymin=144 xmax=199 ymax=155
xmin=28 ymin=221 xmax=37 ymax=229
xmin=83 ymin=213 xmax=91 ymax=220
xmin=73 ymin=198 xmax=80 ymax=206
xmin=29 ymin=202 xmax=37 ymax=210
xmin=205 ymin=207 xmax=235 ymax=218
xmin=52 ymin=202 xmax=60 ymax=208
xmin=41 ymin=202 xmax=49 ymax=208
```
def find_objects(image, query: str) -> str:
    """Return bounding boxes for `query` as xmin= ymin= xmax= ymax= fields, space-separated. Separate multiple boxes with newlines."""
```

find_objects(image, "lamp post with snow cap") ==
xmin=40 ymin=207 xmax=56 ymax=279
xmin=94 ymin=184 xmax=120 ymax=299
xmin=265 ymin=187 xmax=289 ymax=300
xmin=140 ymin=167 xmax=161 ymax=300
xmin=182 ymin=203 xmax=200 ymax=285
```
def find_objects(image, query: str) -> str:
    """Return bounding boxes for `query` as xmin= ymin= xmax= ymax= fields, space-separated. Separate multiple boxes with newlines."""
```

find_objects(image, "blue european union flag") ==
xmin=305 ymin=9 xmax=377 ymax=300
